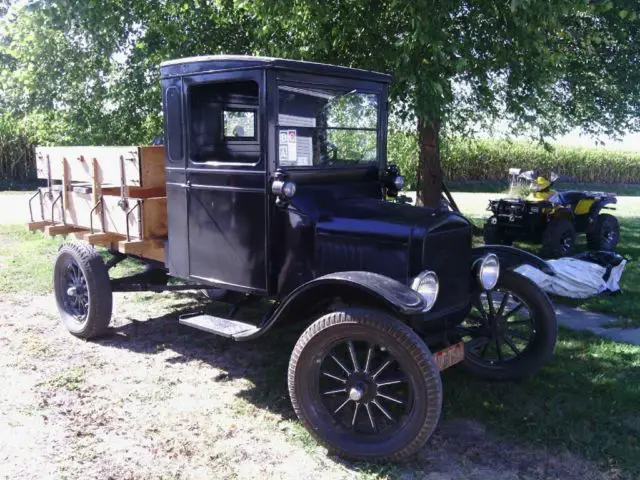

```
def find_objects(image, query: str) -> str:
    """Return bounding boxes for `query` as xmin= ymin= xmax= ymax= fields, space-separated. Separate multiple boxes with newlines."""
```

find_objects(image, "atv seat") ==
xmin=554 ymin=191 xmax=590 ymax=207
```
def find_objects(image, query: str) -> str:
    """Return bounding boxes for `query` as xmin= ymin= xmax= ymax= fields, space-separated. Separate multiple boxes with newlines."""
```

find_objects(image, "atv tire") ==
xmin=542 ymin=219 xmax=576 ymax=258
xmin=587 ymin=213 xmax=620 ymax=251
xmin=483 ymin=218 xmax=513 ymax=246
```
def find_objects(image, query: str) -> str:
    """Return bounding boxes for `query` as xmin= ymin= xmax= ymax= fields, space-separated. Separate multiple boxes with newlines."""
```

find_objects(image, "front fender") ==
xmin=473 ymin=245 xmax=555 ymax=276
xmin=237 ymin=272 xmax=424 ymax=341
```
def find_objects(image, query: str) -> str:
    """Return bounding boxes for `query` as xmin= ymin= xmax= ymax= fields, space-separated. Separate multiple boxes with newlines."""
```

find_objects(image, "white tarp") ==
xmin=515 ymin=257 xmax=627 ymax=299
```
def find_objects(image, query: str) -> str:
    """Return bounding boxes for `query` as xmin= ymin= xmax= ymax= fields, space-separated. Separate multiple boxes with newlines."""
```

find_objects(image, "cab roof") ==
xmin=160 ymin=55 xmax=392 ymax=83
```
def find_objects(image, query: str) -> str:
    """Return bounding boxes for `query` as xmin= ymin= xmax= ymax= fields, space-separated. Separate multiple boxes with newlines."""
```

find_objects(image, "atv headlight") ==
xmin=411 ymin=271 xmax=439 ymax=312
xmin=478 ymin=254 xmax=500 ymax=290
xmin=530 ymin=183 xmax=542 ymax=192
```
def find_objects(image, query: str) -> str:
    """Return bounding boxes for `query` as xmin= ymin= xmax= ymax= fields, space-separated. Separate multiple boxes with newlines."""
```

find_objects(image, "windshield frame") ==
xmin=275 ymin=80 xmax=384 ymax=171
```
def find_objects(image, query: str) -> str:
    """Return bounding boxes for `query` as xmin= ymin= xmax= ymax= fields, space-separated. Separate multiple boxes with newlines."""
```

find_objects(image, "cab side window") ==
xmin=189 ymin=80 xmax=259 ymax=164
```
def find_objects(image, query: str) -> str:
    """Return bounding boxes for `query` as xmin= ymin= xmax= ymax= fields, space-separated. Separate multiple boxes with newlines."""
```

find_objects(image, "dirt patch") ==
xmin=0 ymin=292 xmax=616 ymax=479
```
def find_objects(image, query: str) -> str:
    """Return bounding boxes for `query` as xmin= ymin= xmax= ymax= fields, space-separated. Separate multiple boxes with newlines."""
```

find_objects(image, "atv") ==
xmin=484 ymin=169 xmax=620 ymax=258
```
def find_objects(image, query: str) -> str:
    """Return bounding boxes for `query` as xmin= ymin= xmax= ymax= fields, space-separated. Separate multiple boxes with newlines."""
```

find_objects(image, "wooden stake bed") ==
xmin=28 ymin=145 xmax=168 ymax=264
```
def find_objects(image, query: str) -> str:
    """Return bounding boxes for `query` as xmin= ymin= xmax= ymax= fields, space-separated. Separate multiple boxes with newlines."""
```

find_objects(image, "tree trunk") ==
xmin=416 ymin=117 xmax=443 ymax=208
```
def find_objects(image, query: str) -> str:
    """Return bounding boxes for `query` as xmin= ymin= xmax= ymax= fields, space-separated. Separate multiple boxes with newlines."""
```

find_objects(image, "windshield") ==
xmin=277 ymin=85 xmax=378 ymax=168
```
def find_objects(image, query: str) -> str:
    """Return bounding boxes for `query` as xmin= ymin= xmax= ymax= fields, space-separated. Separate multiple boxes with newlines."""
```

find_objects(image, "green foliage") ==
xmin=0 ymin=0 xmax=638 ymax=190
xmin=0 ymin=114 xmax=35 ymax=182
xmin=389 ymin=133 xmax=640 ymax=188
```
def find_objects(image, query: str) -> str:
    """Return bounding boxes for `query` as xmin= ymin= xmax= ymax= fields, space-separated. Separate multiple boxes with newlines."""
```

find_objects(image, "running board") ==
xmin=179 ymin=313 xmax=260 ymax=340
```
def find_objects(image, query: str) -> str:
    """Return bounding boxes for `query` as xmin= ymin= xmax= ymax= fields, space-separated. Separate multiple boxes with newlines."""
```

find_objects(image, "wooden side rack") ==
xmin=28 ymin=145 xmax=167 ymax=263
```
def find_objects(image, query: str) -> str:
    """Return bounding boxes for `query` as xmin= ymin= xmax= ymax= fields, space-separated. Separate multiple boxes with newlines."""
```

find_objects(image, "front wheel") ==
xmin=542 ymin=219 xmax=576 ymax=258
xmin=457 ymin=270 xmax=557 ymax=380
xmin=54 ymin=242 xmax=113 ymax=339
xmin=288 ymin=309 xmax=442 ymax=461
xmin=587 ymin=213 xmax=620 ymax=251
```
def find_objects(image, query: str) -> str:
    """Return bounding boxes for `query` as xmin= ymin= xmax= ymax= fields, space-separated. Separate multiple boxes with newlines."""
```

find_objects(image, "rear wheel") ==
xmin=456 ymin=270 xmax=557 ymax=380
xmin=542 ymin=219 xmax=576 ymax=258
xmin=483 ymin=217 xmax=513 ymax=246
xmin=587 ymin=213 xmax=620 ymax=251
xmin=54 ymin=242 xmax=112 ymax=339
xmin=288 ymin=309 xmax=442 ymax=460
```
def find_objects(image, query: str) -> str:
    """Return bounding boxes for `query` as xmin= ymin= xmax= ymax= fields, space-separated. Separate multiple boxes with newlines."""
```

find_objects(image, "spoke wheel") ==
xmin=54 ymin=242 xmax=112 ymax=339
xmin=457 ymin=270 xmax=557 ymax=380
xmin=289 ymin=309 xmax=442 ymax=460
xmin=318 ymin=340 xmax=412 ymax=436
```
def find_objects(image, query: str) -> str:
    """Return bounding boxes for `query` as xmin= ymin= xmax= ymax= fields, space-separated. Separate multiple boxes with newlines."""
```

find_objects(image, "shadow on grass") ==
xmin=94 ymin=299 xmax=640 ymax=477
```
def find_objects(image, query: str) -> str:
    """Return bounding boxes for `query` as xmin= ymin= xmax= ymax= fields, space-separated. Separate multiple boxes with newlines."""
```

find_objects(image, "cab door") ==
xmin=183 ymin=73 xmax=267 ymax=293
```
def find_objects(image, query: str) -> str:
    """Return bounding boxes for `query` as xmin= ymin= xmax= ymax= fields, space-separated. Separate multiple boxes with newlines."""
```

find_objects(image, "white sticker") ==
xmin=278 ymin=114 xmax=316 ymax=128
xmin=279 ymin=145 xmax=289 ymax=163
xmin=287 ymin=130 xmax=297 ymax=163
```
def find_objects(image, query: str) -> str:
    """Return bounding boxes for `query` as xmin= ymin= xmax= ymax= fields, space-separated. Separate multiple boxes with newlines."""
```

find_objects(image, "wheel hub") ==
xmin=348 ymin=386 xmax=364 ymax=402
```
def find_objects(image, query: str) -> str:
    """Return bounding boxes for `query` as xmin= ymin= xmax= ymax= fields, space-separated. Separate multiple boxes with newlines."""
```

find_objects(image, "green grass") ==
xmin=0 ymin=224 xmax=141 ymax=295
xmin=442 ymin=328 xmax=640 ymax=475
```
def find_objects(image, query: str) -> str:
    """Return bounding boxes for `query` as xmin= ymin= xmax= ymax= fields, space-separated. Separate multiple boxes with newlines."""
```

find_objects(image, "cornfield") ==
xmin=0 ymin=115 xmax=36 ymax=183
xmin=388 ymin=131 xmax=640 ymax=190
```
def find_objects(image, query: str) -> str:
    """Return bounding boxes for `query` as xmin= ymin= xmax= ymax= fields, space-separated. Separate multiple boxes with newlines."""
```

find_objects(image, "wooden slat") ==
xmin=61 ymin=158 xmax=70 ymax=210
xmin=142 ymin=197 xmax=168 ymax=239
xmin=139 ymin=146 xmax=166 ymax=188
xmin=26 ymin=221 xmax=51 ymax=231
xmin=35 ymin=145 xmax=166 ymax=189
xmin=44 ymin=225 xmax=88 ymax=236
xmin=36 ymin=146 xmax=139 ymax=186
xmin=118 ymin=239 xmax=165 ymax=262
xmin=101 ymin=186 xmax=166 ymax=198
xmin=82 ymin=232 xmax=126 ymax=245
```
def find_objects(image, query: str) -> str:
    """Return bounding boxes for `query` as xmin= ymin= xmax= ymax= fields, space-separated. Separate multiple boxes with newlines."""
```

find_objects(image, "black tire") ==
xmin=54 ymin=242 xmax=112 ymax=339
xmin=288 ymin=309 xmax=442 ymax=461
xmin=587 ymin=213 xmax=620 ymax=251
xmin=458 ymin=270 xmax=557 ymax=381
xmin=542 ymin=219 xmax=576 ymax=258
xmin=483 ymin=218 xmax=513 ymax=246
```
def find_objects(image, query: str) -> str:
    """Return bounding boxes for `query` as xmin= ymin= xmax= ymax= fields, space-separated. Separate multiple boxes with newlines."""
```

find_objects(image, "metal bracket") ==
xmin=50 ymin=191 xmax=64 ymax=225
xmin=28 ymin=190 xmax=44 ymax=222
xmin=89 ymin=196 xmax=104 ymax=234
xmin=125 ymin=200 xmax=141 ymax=241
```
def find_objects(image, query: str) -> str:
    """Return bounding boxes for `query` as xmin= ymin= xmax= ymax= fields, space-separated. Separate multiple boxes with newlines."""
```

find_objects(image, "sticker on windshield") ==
xmin=287 ymin=130 xmax=297 ymax=163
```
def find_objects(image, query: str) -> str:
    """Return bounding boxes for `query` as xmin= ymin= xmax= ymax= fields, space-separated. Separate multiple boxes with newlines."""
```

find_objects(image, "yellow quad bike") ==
xmin=484 ymin=170 xmax=620 ymax=258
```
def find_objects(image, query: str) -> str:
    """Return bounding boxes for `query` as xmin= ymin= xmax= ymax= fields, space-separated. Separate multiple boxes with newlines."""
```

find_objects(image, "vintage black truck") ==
xmin=28 ymin=56 xmax=557 ymax=461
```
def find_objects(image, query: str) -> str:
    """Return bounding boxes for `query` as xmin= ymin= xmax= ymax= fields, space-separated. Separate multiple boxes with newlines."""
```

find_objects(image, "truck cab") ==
xmin=160 ymin=55 xmax=472 ymax=320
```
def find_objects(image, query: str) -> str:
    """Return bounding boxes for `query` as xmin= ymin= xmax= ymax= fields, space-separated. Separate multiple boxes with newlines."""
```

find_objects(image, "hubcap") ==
xmin=61 ymin=260 xmax=89 ymax=322
xmin=318 ymin=340 xmax=413 ymax=434
xmin=349 ymin=386 xmax=364 ymax=402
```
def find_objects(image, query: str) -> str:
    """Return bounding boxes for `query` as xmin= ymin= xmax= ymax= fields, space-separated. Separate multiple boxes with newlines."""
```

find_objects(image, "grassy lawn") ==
xmin=1 ymin=222 xmax=639 ymax=476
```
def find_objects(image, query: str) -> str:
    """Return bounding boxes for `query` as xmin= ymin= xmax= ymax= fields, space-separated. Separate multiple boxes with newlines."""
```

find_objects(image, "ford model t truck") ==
xmin=28 ymin=56 xmax=557 ymax=460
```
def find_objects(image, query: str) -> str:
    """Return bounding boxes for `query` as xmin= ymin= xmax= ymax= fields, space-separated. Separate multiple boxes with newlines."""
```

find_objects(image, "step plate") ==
xmin=179 ymin=314 xmax=259 ymax=339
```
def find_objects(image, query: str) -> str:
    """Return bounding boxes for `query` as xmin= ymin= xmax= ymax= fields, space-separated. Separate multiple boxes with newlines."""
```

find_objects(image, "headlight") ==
xmin=393 ymin=175 xmax=405 ymax=191
xmin=411 ymin=270 xmax=439 ymax=312
xmin=478 ymin=254 xmax=500 ymax=290
xmin=272 ymin=179 xmax=296 ymax=198
xmin=530 ymin=183 xmax=542 ymax=192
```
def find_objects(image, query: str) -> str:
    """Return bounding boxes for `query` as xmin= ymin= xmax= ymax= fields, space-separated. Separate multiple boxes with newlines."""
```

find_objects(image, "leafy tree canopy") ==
xmin=0 ymin=1 xmax=638 ymax=204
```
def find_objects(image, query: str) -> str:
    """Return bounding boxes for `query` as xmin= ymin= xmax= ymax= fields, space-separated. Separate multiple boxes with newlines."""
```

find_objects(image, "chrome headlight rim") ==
xmin=478 ymin=254 xmax=500 ymax=290
xmin=411 ymin=270 xmax=439 ymax=312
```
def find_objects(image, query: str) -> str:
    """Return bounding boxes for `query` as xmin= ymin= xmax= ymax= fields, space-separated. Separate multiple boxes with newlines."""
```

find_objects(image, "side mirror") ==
xmin=383 ymin=164 xmax=404 ymax=198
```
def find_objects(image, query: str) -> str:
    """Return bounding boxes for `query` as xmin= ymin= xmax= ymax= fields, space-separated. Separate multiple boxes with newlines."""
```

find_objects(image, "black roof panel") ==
xmin=160 ymin=55 xmax=392 ymax=83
